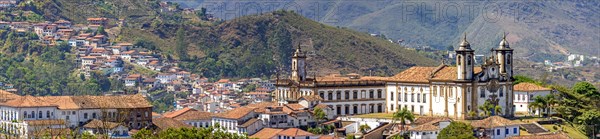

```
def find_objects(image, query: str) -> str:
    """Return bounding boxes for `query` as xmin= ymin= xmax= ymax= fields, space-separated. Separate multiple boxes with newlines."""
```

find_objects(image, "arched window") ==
xmin=457 ymin=55 xmax=462 ymax=65
xmin=507 ymin=55 xmax=511 ymax=64
xmin=480 ymin=87 xmax=485 ymax=98
xmin=319 ymin=91 xmax=325 ymax=99
xmin=292 ymin=61 xmax=296 ymax=69
xmin=31 ymin=111 xmax=35 ymax=118
xmin=423 ymin=94 xmax=427 ymax=103
xmin=24 ymin=111 xmax=27 ymax=118
xmin=467 ymin=55 xmax=472 ymax=65
xmin=499 ymin=87 xmax=504 ymax=97
xmin=345 ymin=91 xmax=350 ymax=100
xmin=46 ymin=111 xmax=50 ymax=118
xmin=390 ymin=91 xmax=394 ymax=101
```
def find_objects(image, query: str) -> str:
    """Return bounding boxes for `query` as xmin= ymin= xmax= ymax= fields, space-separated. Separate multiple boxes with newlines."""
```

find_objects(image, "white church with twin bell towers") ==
xmin=275 ymin=33 xmax=515 ymax=119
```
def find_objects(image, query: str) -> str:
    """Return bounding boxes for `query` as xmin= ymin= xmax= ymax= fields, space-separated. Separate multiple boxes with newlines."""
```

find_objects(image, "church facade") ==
xmin=275 ymin=34 xmax=514 ymax=119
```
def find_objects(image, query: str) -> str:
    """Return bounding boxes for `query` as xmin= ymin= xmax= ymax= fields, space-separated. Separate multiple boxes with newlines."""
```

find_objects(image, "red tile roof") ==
xmin=514 ymin=83 xmax=551 ymax=91
xmin=163 ymin=108 xmax=194 ymax=118
xmin=152 ymin=117 xmax=192 ymax=130
xmin=250 ymin=128 xmax=284 ymax=139
xmin=506 ymin=133 xmax=570 ymax=139
xmin=214 ymin=107 xmax=256 ymax=120
xmin=471 ymin=116 xmax=522 ymax=129
xmin=277 ymin=128 xmax=314 ymax=137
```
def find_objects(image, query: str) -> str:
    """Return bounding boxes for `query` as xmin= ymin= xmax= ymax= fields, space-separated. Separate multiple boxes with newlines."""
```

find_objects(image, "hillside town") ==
xmin=0 ymin=16 xmax=589 ymax=139
xmin=0 ymin=0 xmax=598 ymax=138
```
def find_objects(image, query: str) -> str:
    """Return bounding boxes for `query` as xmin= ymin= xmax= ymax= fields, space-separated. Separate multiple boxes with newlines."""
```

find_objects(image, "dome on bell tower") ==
xmin=458 ymin=33 xmax=471 ymax=50
xmin=499 ymin=32 xmax=509 ymax=49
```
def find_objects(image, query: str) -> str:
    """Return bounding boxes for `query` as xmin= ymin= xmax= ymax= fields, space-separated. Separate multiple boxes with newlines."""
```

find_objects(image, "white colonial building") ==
xmin=386 ymin=34 xmax=515 ymax=119
xmin=0 ymin=90 xmax=152 ymax=138
xmin=513 ymin=83 xmax=553 ymax=116
xmin=471 ymin=116 xmax=521 ymax=139
xmin=275 ymin=47 xmax=387 ymax=116
xmin=276 ymin=34 xmax=515 ymax=119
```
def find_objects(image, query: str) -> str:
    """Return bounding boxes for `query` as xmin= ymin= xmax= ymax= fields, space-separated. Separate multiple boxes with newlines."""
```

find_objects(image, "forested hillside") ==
xmin=172 ymin=0 xmax=600 ymax=62
xmin=0 ymin=0 xmax=438 ymax=93
xmin=0 ymin=31 xmax=120 ymax=96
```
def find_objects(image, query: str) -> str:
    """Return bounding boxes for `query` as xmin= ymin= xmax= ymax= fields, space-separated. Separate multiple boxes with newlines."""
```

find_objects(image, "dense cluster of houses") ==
xmin=0 ymin=90 xmax=152 ymax=138
xmin=173 ymin=78 xmax=276 ymax=113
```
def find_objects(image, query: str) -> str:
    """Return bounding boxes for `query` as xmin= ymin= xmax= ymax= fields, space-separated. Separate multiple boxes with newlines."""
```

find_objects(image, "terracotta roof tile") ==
xmin=163 ymin=108 xmax=194 ymax=118
xmin=471 ymin=116 xmax=522 ymax=128
xmin=250 ymin=128 xmax=284 ymax=139
xmin=217 ymin=79 xmax=230 ymax=83
xmin=408 ymin=124 xmax=439 ymax=131
xmin=388 ymin=67 xmax=437 ymax=83
xmin=430 ymin=66 xmax=482 ymax=81
xmin=238 ymin=118 xmax=261 ymax=127
xmin=412 ymin=117 xmax=452 ymax=125
xmin=214 ymin=107 xmax=256 ymax=119
xmin=173 ymin=111 xmax=213 ymax=121
xmin=152 ymin=117 xmax=192 ymax=130
xmin=314 ymin=104 xmax=331 ymax=109
xmin=247 ymin=92 xmax=269 ymax=95
xmin=506 ymin=133 xmax=570 ymax=139
xmin=285 ymin=104 xmax=306 ymax=111
xmin=514 ymin=83 xmax=551 ymax=91
xmin=277 ymin=128 xmax=313 ymax=137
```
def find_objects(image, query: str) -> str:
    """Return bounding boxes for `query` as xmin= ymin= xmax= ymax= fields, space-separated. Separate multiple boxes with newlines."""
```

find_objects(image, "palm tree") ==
xmin=528 ymin=99 xmax=543 ymax=117
xmin=392 ymin=108 xmax=415 ymax=134
xmin=544 ymin=94 xmax=557 ymax=117
xmin=478 ymin=100 xmax=493 ymax=117
xmin=531 ymin=96 xmax=548 ymax=117
xmin=359 ymin=124 xmax=371 ymax=133
xmin=494 ymin=105 xmax=503 ymax=115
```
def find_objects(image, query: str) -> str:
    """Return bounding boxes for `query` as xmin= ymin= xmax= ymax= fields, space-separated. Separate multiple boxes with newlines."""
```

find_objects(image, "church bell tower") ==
xmin=291 ymin=45 xmax=307 ymax=82
xmin=495 ymin=33 xmax=514 ymax=77
xmin=456 ymin=33 xmax=475 ymax=80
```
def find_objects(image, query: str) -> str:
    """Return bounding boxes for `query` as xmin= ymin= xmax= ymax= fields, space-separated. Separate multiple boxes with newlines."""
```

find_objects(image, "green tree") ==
xmin=529 ymin=95 xmax=548 ymax=117
xmin=392 ymin=107 xmax=415 ymax=134
xmin=573 ymin=82 xmax=600 ymax=99
xmin=513 ymin=75 xmax=542 ymax=85
xmin=544 ymin=94 xmax=558 ymax=116
xmin=359 ymin=124 xmax=371 ymax=133
xmin=575 ymin=109 xmax=600 ymax=135
xmin=176 ymin=26 xmax=188 ymax=60
xmin=97 ymin=26 xmax=107 ymax=36
xmin=494 ymin=105 xmax=503 ymax=115
xmin=196 ymin=7 xmax=208 ymax=20
xmin=478 ymin=100 xmax=493 ymax=117
xmin=313 ymin=107 xmax=327 ymax=125
xmin=437 ymin=121 xmax=476 ymax=139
